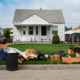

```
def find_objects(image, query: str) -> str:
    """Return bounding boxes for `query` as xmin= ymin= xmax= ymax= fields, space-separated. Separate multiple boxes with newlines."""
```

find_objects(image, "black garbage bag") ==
xmin=74 ymin=47 xmax=80 ymax=53
xmin=0 ymin=49 xmax=6 ymax=61
xmin=29 ymin=58 xmax=37 ymax=61
xmin=37 ymin=51 xmax=46 ymax=61
xmin=59 ymin=50 xmax=68 ymax=60
xmin=48 ymin=53 xmax=54 ymax=59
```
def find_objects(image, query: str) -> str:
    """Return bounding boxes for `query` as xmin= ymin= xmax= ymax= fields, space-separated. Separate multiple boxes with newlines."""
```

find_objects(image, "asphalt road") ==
xmin=0 ymin=65 xmax=80 ymax=80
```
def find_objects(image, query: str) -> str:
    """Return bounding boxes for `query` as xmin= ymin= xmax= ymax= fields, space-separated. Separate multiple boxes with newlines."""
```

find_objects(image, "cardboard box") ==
xmin=68 ymin=49 xmax=74 ymax=54
xmin=68 ymin=49 xmax=74 ymax=55
xmin=26 ymin=49 xmax=36 ymax=55
xmin=0 ymin=44 xmax=7 ymax=49
xmin=62 ymin=57 xmax=80 ymax=63
xmin=50 ymin=54 xmax=60 ymax=61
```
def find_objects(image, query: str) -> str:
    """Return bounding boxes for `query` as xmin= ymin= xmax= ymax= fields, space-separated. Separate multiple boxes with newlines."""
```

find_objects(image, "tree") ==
xmin=52 ymin=34 xmax=60 ymax=44
xmin=4 ymin=29 xmax=10 ymax=39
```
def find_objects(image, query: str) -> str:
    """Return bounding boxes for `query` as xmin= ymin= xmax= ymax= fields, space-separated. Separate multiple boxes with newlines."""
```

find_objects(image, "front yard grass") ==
xmin=1 ymin=59 xmax=80 ymax=65
xmin=8 ymin=43 xmax=76 ymax=54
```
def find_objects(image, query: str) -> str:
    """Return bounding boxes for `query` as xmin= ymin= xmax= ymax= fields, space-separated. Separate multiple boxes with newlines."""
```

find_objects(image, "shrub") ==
xmin=77 ymin=42 xmax=80 ymax=45
xmin=52 ymin=34 xmax=60 ymax=44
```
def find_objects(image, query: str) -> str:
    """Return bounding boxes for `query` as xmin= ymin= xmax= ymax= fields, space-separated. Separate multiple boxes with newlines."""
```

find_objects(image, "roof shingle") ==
xmin=13 ymin=9 xmax=65 ymax=24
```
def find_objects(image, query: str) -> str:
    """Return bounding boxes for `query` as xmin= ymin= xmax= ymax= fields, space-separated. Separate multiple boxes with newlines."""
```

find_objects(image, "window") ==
xmin=23 ymin=30 xmax=26 ymax=35
xmin=29 ymin=26 xmax=33 ymax=35
xmin=52 ymin=26 xmax=58 ymax=34
xmin=24 ymin=26 xmax=25 ymax=29
xmin=36 ymin=26 xmax=38 ymax=35
xmin=23 ymin=26 xmax=26 ymax=35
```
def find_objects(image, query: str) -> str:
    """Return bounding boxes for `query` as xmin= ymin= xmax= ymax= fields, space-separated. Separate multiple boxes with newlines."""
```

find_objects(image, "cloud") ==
xmin=64 ymin=0 xmax=80 ymax=8
xmin=0 ymin=0 xmax=80 ymax=28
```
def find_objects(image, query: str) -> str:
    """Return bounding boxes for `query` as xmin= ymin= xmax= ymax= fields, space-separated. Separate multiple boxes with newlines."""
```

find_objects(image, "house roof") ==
xmin=13 ymin=9 xmax=65 ymax=25
xmin=74 ymin=26 xmax=80 ymax=30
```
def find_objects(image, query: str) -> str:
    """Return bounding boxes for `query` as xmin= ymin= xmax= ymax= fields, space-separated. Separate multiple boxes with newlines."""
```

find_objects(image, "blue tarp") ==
xmin=0 ymin=49 xmax=5 ymax=61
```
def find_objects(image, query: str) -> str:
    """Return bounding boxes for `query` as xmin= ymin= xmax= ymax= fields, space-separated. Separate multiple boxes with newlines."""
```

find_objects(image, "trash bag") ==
xmin=74 ymin=47 xmax=80 ymax=53
xmin=37 ymin=51 xmax=46 ymax=61
xmin=0 ymin=49 xmax=6 ymax=61
xmin=68 ymin=45 xmax=74 ymax=50
xmin=29 ymin=58 xmax=37 ymax=61
xmin=59 ymin=50 xmax=67 ymax=60
xmin=48 ymin=53 xmax=54 ymax=59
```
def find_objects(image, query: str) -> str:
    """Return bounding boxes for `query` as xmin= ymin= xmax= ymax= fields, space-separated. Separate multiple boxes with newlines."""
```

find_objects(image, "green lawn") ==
xmin=1 ymin=59 xmax=80 ymax=65
xmin=8 ymin=43 xmax=76 ymax=54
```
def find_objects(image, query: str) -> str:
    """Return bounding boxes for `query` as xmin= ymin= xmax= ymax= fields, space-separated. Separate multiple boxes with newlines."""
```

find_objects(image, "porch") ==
xmin=14 ymin=25 xmax=52 ymax=42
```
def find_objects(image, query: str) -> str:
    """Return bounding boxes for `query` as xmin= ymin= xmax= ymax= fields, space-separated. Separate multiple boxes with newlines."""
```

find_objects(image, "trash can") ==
xmin=6 ymin=53 xmax=18 ymax=71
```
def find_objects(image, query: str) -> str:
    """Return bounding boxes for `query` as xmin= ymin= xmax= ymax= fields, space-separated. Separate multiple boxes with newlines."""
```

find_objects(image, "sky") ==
xmin=0 ymin=0 xmax=80 ymax=29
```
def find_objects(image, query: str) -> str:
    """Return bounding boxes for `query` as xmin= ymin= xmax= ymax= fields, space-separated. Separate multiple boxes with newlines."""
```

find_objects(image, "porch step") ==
xmin=13 ymin=41 xmax=52 ymax=44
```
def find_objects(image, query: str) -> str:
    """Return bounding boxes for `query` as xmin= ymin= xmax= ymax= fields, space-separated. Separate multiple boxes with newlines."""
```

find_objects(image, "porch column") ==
xmin=39 ymin=26 xmax=41 ymax=41
xmin=51 ymin=26 xmax=52 ymax=41
xmin=34 ymin=26 xmax=36 ymax=41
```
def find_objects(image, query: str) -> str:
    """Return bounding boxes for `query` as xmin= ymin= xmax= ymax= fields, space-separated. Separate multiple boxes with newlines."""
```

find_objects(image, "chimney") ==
xmin=40 ymin=7 xmax=42 ymax=10
xmin=71 ymin=27 xmax=72 ymax=30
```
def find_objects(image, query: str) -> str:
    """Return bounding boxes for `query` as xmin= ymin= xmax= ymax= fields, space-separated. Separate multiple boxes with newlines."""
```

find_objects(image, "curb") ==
xmin=0 ymin=64 xmax=80 ymax=70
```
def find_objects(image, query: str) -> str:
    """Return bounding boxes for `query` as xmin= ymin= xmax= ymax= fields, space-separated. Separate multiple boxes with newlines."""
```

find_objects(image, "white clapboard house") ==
xmin=13 ymin=9 xmax=65 ymax=42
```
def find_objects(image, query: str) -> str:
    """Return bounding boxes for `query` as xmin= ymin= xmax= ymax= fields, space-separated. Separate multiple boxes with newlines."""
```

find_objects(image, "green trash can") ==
xmin=6 ymin=53 xmax=18 ymax=71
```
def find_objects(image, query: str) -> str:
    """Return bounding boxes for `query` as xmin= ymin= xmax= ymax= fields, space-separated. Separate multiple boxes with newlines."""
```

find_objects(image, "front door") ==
xmin=41 ymin=26 xmax=47 ymax=40
xmin=21 ymin=26 xmax=27 ymax=41
xmin=41 ymin=26 xmax=46 ymax=36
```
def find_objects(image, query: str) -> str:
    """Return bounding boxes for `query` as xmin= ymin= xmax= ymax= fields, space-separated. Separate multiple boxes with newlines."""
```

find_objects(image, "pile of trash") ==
xmin=0 ymin=44 xmax=47 ymax=63
xmin=1 ymin=44 xmax=80 ymax=64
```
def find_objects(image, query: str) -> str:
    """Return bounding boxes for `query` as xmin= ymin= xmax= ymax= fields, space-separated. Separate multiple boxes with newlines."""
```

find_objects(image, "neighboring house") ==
xmin=10 ymin=29 xmax=13 ymax=37
xmin=65 ymin=26 xmax=80 ymax=43
xmin=0 ymin=28 xmax=3 ymax=36
xmin=13 ymin=9 xmax=65 ymax=42
xmin=3 ymin=28 xmax=12 ymax=34
xmin=65 ymin=27 xmax=72 ymax=31
xmin=73 ymin=26 xmax=80 ymax=31
xmin=0 ymin=28 xmax=5 ymax=43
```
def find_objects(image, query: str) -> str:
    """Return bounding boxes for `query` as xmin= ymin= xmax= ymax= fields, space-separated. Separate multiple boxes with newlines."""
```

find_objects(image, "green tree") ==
xmin=4 ymin=29 xmax=10 ymax=38
xmin=52 ymin=34 xmax=60 ymax=44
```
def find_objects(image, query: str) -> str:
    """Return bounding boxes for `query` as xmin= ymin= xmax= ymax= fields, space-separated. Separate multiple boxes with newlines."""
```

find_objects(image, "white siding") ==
xmin=13 ymin=26 xmax=22 ymax=42
xmin=51 ymin=24 xmax=65 ymax=42
xmin=46 ymin=26 xmax=52 ymax=40
xmin=22 ymin=14 xmax=49 ymax=25
xmin=58 ymin=24 xmax=65 ymax=41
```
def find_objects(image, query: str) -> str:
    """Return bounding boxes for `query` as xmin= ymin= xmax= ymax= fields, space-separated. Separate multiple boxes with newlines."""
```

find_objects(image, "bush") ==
xmin=52 ymin=34 xmax=60 ymax=44
xmin=77 ymin=42 xmax=80 ymax=45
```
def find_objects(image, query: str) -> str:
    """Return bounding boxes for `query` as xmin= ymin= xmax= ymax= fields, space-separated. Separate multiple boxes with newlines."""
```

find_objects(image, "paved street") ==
xmin=0 ymin=65 xmax=80 ymax=80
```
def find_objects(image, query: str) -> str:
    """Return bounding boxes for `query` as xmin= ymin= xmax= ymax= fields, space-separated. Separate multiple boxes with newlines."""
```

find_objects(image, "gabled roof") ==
xmin=13 ymin=9 xmax=65 ymax=25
